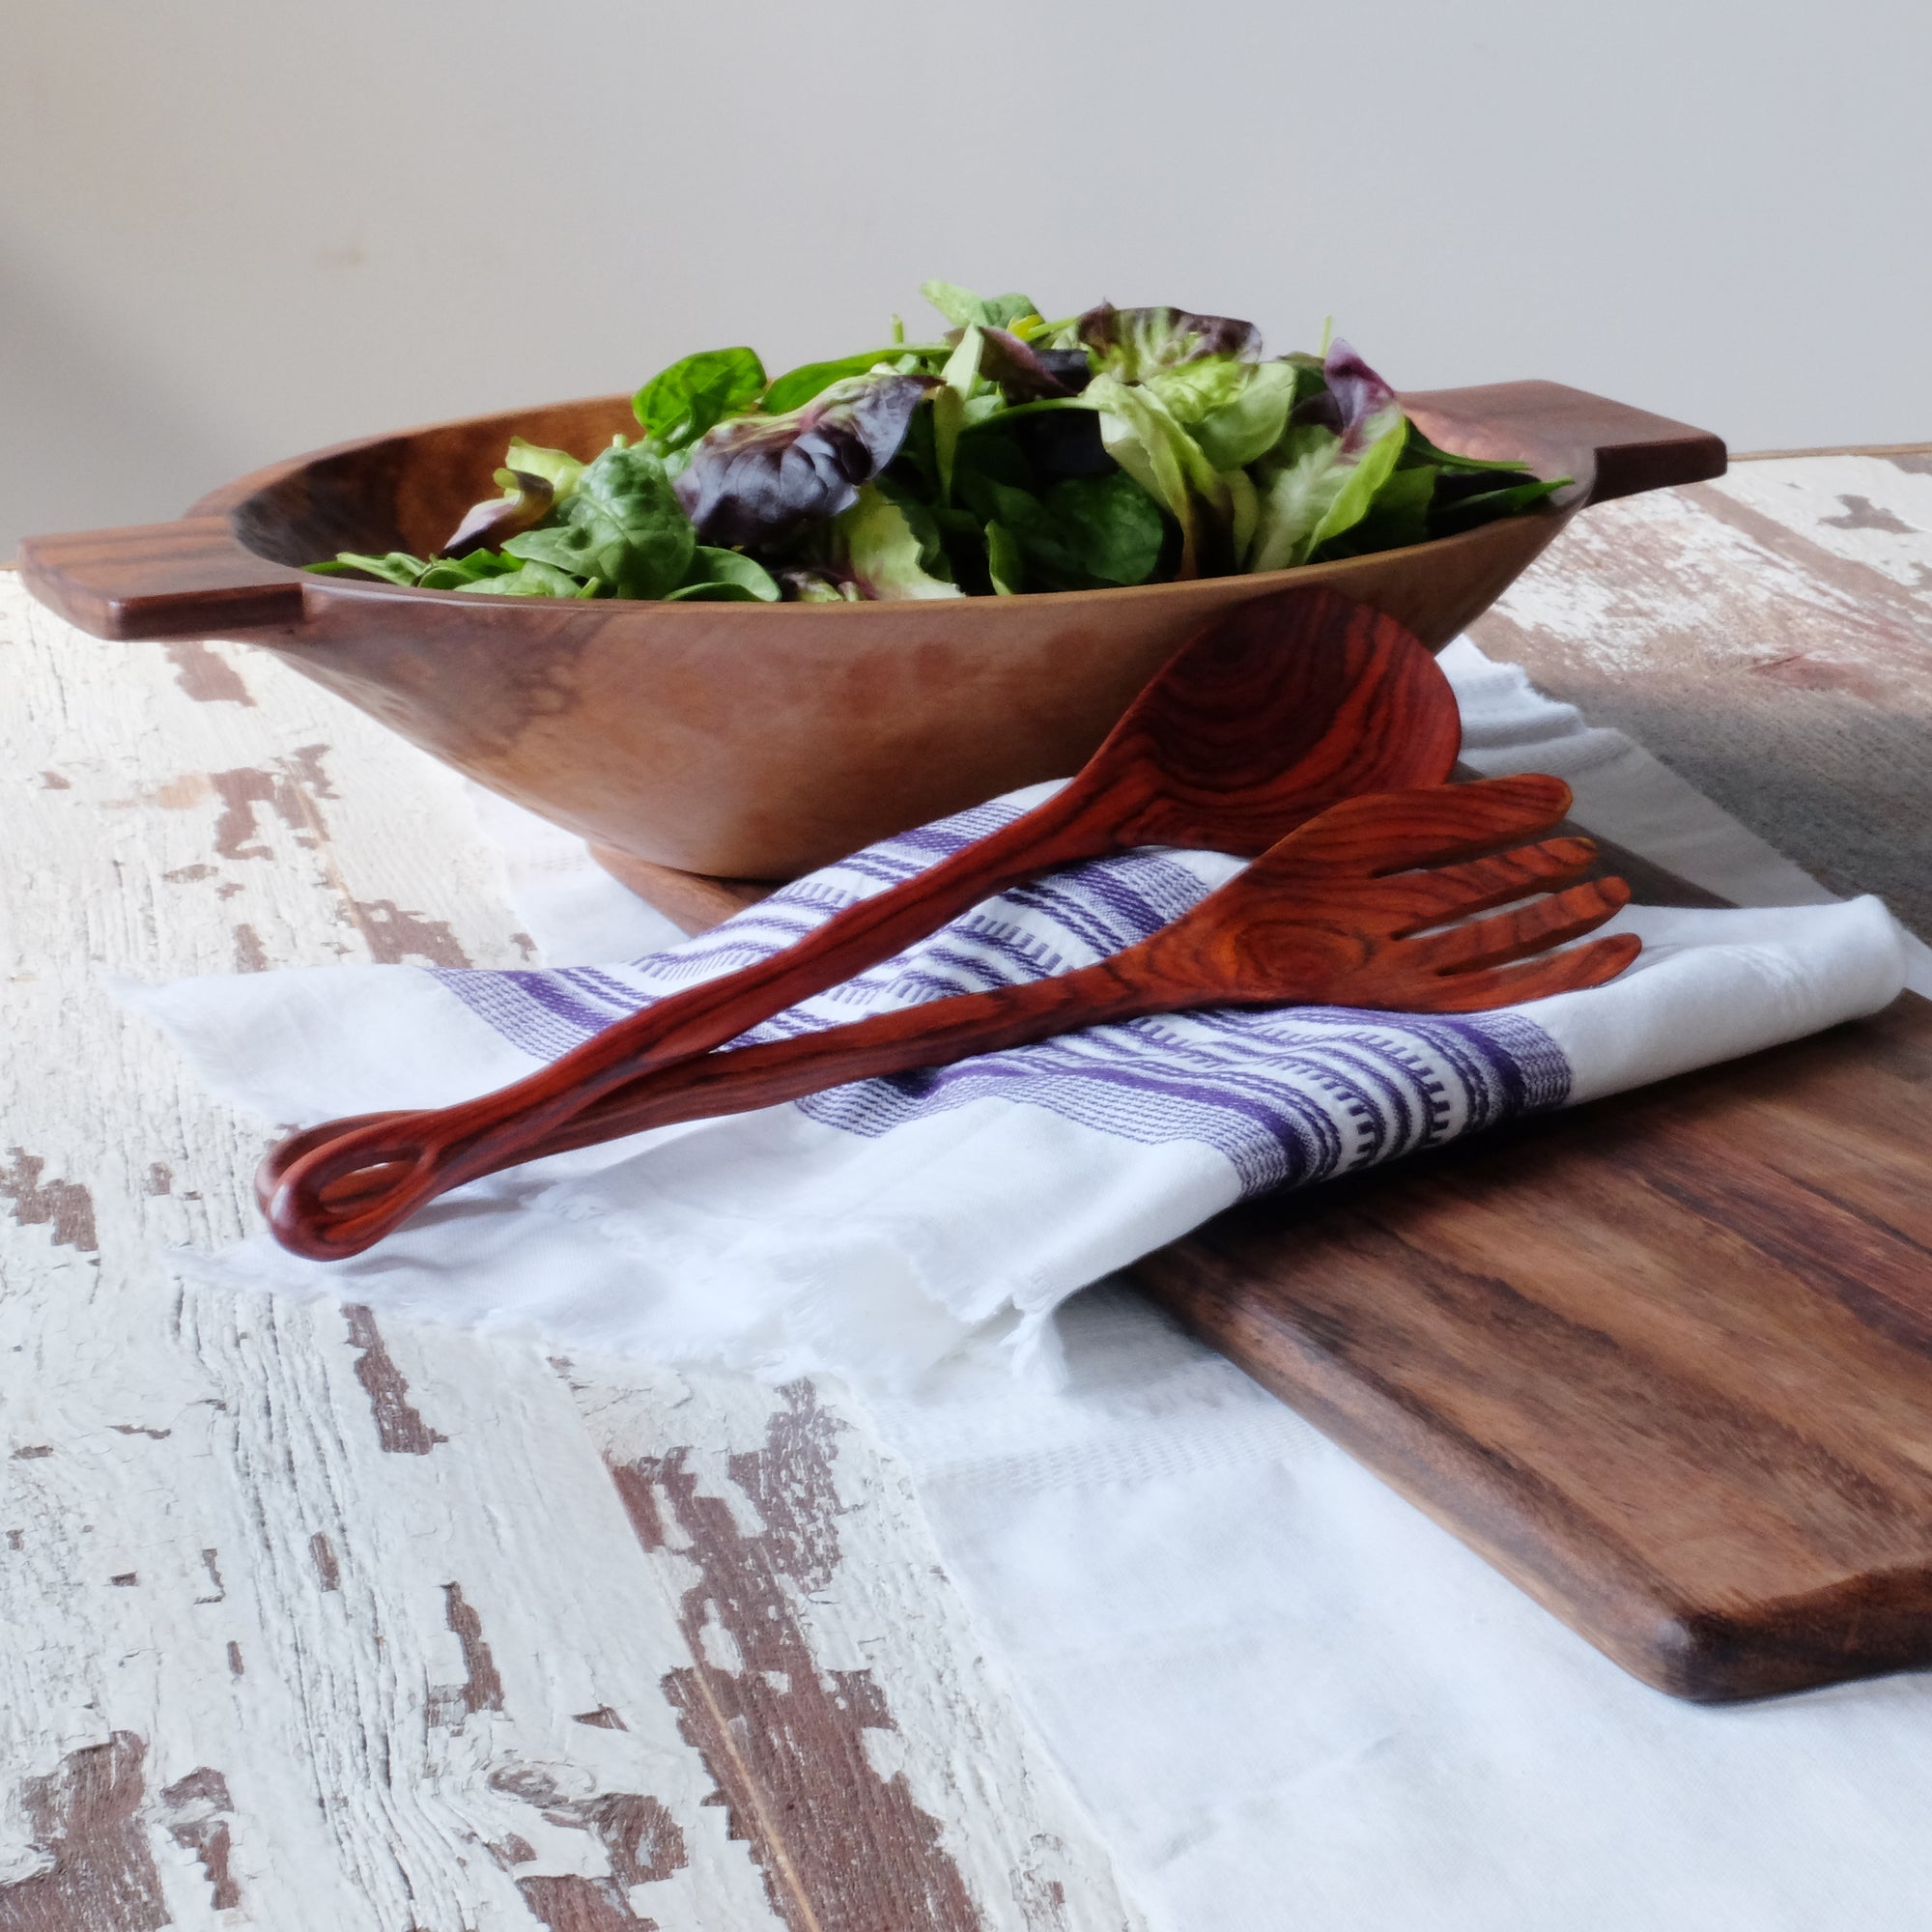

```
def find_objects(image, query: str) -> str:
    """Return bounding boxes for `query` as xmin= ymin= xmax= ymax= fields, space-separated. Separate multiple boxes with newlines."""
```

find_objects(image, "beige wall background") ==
xmin=4 ymin=0 xmax=1926 ymax=558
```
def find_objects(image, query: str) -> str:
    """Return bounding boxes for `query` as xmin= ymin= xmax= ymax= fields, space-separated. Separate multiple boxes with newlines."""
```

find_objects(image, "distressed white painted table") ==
xmin=0 ymin=574 xmax=1142 ymax=1931
xmin=4 ymin=440 xmax=1930 ymax=1930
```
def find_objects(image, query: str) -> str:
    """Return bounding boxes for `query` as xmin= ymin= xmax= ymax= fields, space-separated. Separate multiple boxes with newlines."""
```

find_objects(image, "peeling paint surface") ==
xmin=0 ymin=577 xmax=1143 ymax=1932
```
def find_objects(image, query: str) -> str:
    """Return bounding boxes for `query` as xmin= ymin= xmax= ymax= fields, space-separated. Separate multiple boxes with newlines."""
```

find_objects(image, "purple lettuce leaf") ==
xmin=1291 ymin=339 xmax=1401 ymax=455
xmin=974 ymin=327 xmax=1082 ymax=402
xmin=673 ymin=373 xmax=935 ymax=548
xmin=1076 ymin=304 xmax=1263 ymax=382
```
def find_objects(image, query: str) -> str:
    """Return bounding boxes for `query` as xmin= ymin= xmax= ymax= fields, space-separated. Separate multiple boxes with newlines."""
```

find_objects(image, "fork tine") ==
xmin=1378 ymin=837 xmax=1601 ymax=933
xmin=1256 ymin=775 xmax=1575 ymax=884
xmin=1406 ymin=932 xmax=1643 ymax=1011
xmin=1409 ymin=875 xmax=1634 ymax=976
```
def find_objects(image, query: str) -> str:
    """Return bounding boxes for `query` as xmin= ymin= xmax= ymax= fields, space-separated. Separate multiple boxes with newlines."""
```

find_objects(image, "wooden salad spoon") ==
xmin=256 ymin=584 xmax=1463 ymax=1236
xmin=266 ymin=775 xmax=1637 ymax=1260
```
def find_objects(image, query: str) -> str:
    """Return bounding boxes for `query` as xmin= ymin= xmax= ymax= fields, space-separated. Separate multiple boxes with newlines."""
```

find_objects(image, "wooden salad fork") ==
xmin=266 ymin=775 xmax=1637 ymax=1260
xmin=256 ymin=584 xmax=1463 ymax=1238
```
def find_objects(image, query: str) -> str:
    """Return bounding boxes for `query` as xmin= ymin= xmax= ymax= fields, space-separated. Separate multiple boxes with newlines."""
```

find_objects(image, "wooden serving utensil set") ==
xmin=261 ymin=587 xmax=1637 ymax=1261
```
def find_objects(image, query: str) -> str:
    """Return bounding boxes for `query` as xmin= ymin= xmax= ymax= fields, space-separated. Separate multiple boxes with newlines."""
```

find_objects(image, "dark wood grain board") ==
xmin=1135 ymin=991 xmax=1932 ymax=1702
xmin=609 ymin=836 xmax=1932 ymax=1702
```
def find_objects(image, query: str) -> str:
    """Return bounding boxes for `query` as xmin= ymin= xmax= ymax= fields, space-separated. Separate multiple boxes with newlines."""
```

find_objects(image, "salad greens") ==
xmin=310 ymin=282 xmax=1567 ymax=603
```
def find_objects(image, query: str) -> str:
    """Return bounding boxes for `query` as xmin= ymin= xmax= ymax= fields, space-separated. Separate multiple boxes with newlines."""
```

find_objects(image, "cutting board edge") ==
xmin=1132 ymin=998 xmax=1932 ymax=1708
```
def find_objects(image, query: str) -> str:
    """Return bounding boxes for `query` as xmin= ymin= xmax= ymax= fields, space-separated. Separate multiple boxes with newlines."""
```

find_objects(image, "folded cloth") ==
xmin=121 ymin=647 xmax=1909 ymax=1390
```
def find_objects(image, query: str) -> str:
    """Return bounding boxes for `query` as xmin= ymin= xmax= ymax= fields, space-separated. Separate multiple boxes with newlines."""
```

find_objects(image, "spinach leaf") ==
xmin=632 ymin=347 xmax=767 ymax=450
xmin=764 ymin=351 xmax=901 ymax=413
xmin=307 ymin=551 xmax=433 ymax=587
xmin=921 ymin=280 xmax=1038 ymax=330
xmin=674 ymin=373 xmax=934 ymax=548
xmin=666 ymin=546 xmax=781 ymax=603
xmin=1403 ymin=426 xmax=1537 ymax=474
xmin=1430 ymin=472 xmax=1567 ymax=533
xmin=1048 ymin=473 xmax=1166 ymax=584
xmin=443 ymin=556 xmax=601 ymax=597
xmin=416 ymin=550 xmax=520 ymax=588
xmin=506 ymin=441 xmax=696 ymax=597
xmin=960 ymin=471 xmax=1164 ymax=590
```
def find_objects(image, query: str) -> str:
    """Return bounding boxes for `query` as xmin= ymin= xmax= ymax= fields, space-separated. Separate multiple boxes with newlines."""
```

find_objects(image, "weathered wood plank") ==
xmin=1469 ymin=451 xmax=1932 ymax=937
xmin=0 ymin=577 xmax=1141 ymax=1931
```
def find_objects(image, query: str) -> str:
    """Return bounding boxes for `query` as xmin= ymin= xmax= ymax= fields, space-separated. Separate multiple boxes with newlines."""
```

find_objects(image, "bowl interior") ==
xmin=230 ymin=397 xmax=639 ymax=568
xmin=222 ymin=390 xmax=1580 ymax=577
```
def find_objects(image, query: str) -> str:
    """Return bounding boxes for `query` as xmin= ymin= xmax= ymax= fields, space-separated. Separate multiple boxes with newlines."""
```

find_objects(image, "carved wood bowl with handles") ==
xmin=17 ymin=383 xmax=1724 ymax=882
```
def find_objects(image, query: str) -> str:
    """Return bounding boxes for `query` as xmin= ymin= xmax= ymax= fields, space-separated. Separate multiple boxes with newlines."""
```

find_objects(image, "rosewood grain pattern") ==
xmin=256 ymin=588 xmax=1469 ymax=1248
xmin=16 ymin=382 xmax=1724 ymax=880
xmin=1133 ymin=992 xmax=1932 ymax=1702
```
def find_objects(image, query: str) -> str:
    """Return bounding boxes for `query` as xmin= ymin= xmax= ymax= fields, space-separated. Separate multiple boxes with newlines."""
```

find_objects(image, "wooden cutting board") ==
xmin=596 ymin=843 xmax=1932 ymax=1703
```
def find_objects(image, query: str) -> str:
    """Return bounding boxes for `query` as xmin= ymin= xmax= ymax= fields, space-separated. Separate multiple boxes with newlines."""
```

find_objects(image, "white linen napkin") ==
xmin=120 ymin=652 xmax=1905 ymax=1388
xmin=119 ymin=639 xmax=1932 ymax=1932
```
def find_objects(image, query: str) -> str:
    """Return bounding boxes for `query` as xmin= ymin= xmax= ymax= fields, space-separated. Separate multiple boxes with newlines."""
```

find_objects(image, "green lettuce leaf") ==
xmin=632 ymin=347 xmax=767 ymax=451
xmin=505 ymin=441 xmax=696 ymax=597
xmin=1246 ymin=410 xmax=1409 ymax=573
xmin=1320 ymin=462 xmax=1437 ymax=559
xmin=921 ymin=280 xmax=1038 ymax=330
xmin=1083 ymin=373 xmax=1230 ymax=577
xmin=1246 ymin=341 xmax=1410 ymax=570
xmin=835 ymin=485 xmax=963 ymax=600
xmin=1304 ymin=413 xmax=1409 ymax=556
xmin=1191 ymin=360 xmax=1299 ymax=469
xmin=985 ymin=521 xmax=1024 ymax=595
xmin=494 ymin=438 xmax=585 ymax=499
xmin=931 ymin=326 xmax=983 ymax=503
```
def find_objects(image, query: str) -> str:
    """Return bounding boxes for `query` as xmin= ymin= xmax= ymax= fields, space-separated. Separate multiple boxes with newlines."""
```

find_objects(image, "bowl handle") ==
xmin=15 ymin=517 xmax=308 ymax=640
xmin=1401 ymin=381 xmax=1727 ymax=507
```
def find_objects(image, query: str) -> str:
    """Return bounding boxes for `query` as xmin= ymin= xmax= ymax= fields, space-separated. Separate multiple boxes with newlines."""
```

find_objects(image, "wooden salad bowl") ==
xmin=18 ymin=383 xmax=1724 ymax=881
